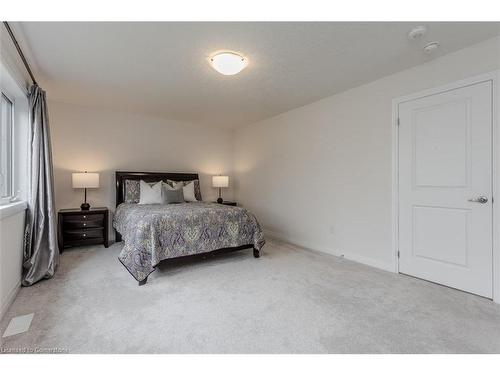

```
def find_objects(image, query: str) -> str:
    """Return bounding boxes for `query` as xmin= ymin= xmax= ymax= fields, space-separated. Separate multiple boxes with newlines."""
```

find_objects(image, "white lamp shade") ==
xmin=72 ymin=172 xmax=99 ymax=188
xmin=212 ymin=175 xmax=229 ymax=188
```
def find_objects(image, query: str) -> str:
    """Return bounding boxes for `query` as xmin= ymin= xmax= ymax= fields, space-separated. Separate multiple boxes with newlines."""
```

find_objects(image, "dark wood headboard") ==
xmin=115 ymin=171 xmax=199 ymax=207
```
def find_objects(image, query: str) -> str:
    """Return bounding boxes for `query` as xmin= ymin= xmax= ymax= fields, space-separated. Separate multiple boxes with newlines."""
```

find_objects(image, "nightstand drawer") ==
xmin=65 ymin=214 xmax=104 ymax=222
xmin=63 ymin=228 xmax=104 ymax=241
xmin=64 ymin=217 xmax=103 ymax=229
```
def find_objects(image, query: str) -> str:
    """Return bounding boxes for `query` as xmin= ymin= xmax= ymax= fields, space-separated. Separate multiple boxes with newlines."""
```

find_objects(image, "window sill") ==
xmin=0 ymin=201 xmax=27 ymax=221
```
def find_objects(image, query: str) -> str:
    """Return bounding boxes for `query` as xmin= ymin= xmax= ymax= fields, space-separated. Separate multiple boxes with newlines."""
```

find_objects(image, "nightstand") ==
xmin=58 ymin=207 xmax=109 ymax=251
xmin=213 ymin=201 xmax=237 ymax=206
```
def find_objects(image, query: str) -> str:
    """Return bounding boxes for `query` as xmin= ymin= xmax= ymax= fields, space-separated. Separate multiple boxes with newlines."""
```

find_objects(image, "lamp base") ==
xmin=80 ymin=202 xmax=90 ymax=210
xmin=217 ymin=197 xmax=223 ymax=204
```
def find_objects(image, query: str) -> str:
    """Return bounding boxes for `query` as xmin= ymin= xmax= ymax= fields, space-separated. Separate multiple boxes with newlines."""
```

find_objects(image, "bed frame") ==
xmin=115 ymin=171 xmax=259 ymax=285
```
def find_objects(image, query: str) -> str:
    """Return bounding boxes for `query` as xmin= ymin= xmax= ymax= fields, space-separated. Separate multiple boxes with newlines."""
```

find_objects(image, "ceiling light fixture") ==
xmin=209 ymin=52 xmax=247 ymax=76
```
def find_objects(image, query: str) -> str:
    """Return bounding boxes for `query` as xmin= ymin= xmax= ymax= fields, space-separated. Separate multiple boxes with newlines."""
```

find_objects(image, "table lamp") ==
xmin=72 ymin=171 xmax=99 ymax=210
xmin=212 ymin=175 xmax=229 ymax=204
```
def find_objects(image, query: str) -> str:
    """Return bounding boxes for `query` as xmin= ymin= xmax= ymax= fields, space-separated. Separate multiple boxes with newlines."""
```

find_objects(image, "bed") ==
xmin=113 ymin=171 xmax=265 ymax=284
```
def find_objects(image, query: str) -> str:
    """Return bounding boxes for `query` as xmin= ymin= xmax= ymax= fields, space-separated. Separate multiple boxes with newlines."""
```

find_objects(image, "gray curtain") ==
xmin=22 ymin=85 xmax=59 ymax=286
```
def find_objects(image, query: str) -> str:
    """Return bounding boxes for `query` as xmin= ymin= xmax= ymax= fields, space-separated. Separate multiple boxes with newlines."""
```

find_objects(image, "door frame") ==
xmin=391 ymin=70 xmax=500 ymax=303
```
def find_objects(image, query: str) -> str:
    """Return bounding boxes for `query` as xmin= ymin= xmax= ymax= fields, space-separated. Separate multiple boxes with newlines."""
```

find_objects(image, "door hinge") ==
xmin=492 ymin=196 xmax=494 ymax=204
xmin=397 ymin=251 xmax=400 ymax=258
xmin=397 ymin=118 xmax=400 ymax=126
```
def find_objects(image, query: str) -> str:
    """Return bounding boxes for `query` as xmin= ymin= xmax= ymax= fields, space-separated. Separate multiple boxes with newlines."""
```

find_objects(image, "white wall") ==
xmin=0 ymin=26 xmax=31 ymax=91
xmin=49 ymin=101 xmax=235 ymax=240
xmin=0 ymin=209 xmax=25 ymax=320
xmin=234 ymin=36 xmax=500 ymax=271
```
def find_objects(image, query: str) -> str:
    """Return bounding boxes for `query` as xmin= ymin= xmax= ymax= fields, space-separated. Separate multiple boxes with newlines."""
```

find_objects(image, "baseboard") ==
xmin=0 ymin=281 xmax=21 ymax=322
xmin=264 ymin=229 xmax=395 ymax=273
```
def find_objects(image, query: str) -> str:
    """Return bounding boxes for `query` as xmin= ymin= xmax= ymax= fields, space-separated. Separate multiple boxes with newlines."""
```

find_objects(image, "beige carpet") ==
xmin=1 ymin=239 xmax=500 ymax=353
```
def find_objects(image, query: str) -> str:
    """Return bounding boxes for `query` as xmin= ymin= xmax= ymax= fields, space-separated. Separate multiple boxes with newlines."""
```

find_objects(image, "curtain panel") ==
xmin=22 ymin=85 xmax=59 ymax=286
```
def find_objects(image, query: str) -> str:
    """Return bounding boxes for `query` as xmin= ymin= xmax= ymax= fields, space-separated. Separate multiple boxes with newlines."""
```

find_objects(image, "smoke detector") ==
xmin=423 ymin=41 xmax=440 ymax=55
xmin=408 ymin=26 xmax=427 ymax=41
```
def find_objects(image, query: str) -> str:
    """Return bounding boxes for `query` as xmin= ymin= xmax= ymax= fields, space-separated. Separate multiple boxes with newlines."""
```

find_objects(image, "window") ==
xmin=1 ymin=92 xmax=14 ymax=201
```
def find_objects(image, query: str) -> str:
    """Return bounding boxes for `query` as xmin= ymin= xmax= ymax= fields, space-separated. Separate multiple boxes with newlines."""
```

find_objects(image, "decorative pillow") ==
xmin=124 ymin=179 xmax=141 ymax=203
xmin=162 ymin=185 xmax=184 ymax=204
xmin=183 ymin=182 xmax=197 ymax=202
xmin=138 ymin=180 xmax=162 ymax=204
xmin=166 ymin=179 xmax=202 ymax=201
xmin=170 ymin=181 xmax=197 ymax=202
xmin=124 ymin=180 xmax=161 ymax=203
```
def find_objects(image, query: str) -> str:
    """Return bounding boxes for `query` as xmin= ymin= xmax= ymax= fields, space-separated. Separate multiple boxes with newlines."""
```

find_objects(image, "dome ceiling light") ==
xmin=209 ymin=52 xmax=247 ymax=76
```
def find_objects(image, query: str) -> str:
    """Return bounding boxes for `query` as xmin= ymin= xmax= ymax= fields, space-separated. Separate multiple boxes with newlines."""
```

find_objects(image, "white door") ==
xmin=398 ymin=80 xmax=493 ymax=298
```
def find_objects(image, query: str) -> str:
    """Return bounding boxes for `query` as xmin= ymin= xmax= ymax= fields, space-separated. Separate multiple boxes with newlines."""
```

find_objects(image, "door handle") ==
xmin=468 ymin=196 xmax=488 ymax=204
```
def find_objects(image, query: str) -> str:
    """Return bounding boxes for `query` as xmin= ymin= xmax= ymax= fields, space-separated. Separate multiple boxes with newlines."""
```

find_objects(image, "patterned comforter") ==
xmin=113 ymin=202 xmax=265 ymax=281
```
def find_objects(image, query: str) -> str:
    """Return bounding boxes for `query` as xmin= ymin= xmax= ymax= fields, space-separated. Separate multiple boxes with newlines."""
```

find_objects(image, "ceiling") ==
xmin=12 ymin=22 xmax=500 ymax=129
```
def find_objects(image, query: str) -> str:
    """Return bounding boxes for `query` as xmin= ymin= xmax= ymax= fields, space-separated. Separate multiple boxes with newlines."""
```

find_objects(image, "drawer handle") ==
xmin=83 ymin=223 xmax=86 ymax=226
xmin=83 ymin=234 xmax=86 ymax=237
xmin=83 ymin=215 xmax=87 ymax=219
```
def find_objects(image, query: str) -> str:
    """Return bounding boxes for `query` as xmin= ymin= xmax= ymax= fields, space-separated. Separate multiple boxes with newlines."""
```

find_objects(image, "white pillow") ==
xmin=172 ymin=181 xmax=197 ymax=202
xmin=138 ymin=180 xmax=162 ymax=204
